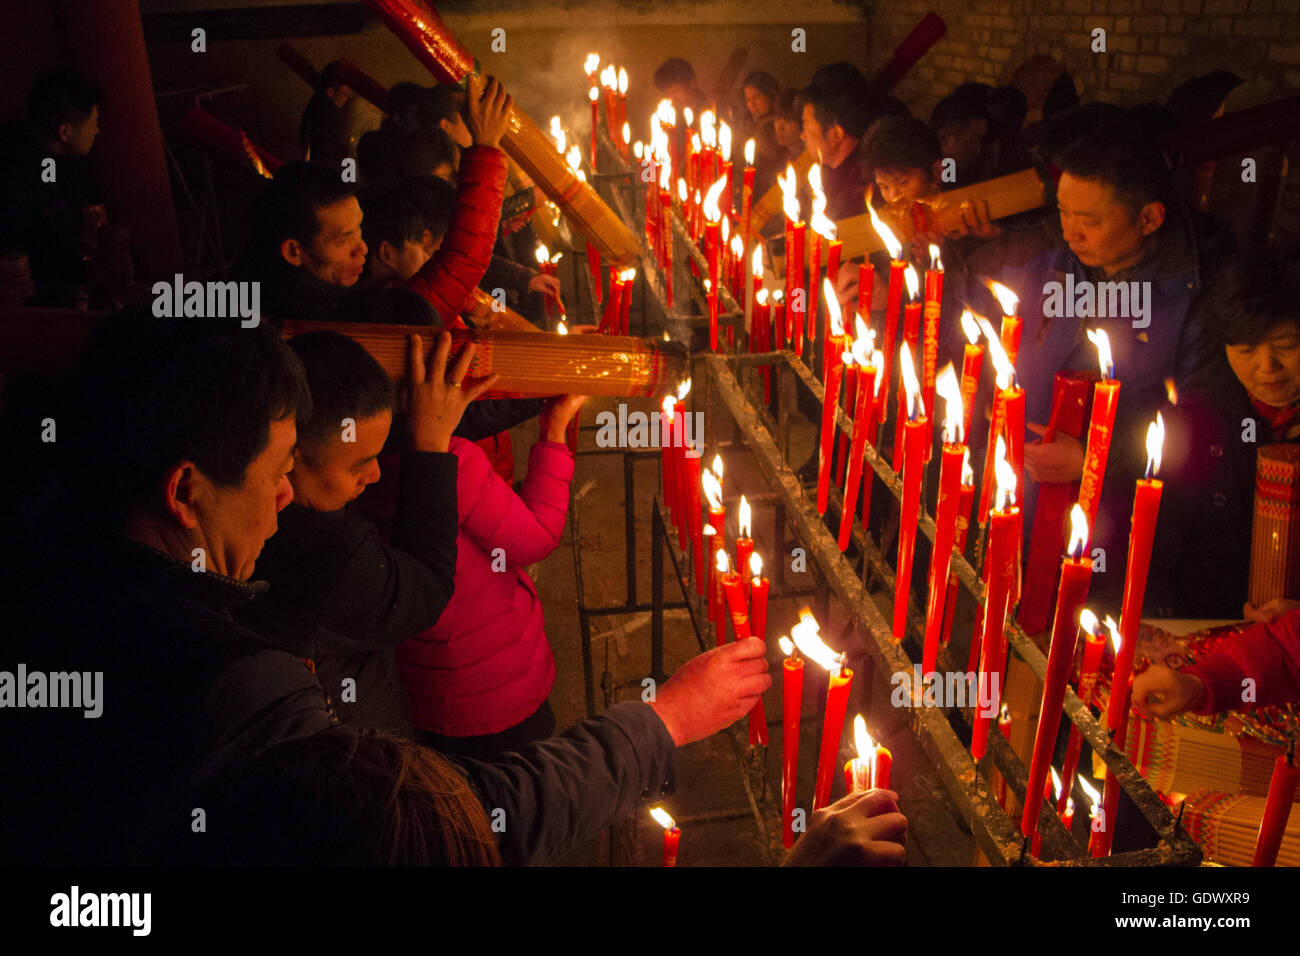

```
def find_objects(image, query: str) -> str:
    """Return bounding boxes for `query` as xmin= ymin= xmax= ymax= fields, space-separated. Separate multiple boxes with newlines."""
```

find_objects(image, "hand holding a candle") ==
xmin=1023 ymin=422 xmax=1085 ymax=484
xmin=647 ymin=637 xmax=772 ymax=746
xmin=527 ymin=272 xmax=566 ymax=312
xmin=781 ymin=790 xmax=908 ymax=867
xmin=1131 ymin=664 xmax=1207 ymax=719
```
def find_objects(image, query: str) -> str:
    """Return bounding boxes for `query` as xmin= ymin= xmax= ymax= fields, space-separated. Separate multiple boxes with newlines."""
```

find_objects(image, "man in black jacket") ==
xmin=4 ymin=312 xmax=902 ymax=866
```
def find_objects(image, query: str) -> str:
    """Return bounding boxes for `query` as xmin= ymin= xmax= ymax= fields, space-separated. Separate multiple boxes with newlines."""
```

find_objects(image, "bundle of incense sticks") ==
xmin=363 ymin=0 xmax=641 ymax=266
xmin=1249 ymin=444 xmax=1300 ymax=607
xmin=831 ymin=167 xmax=1051 ymax=261
xmin=181 ymin=105 xmax=284 ymax=175
xmin=1178 ymin=790 xmax=1300 ymax=867
xmin=280 ymin=320 xmax=688 ymax=397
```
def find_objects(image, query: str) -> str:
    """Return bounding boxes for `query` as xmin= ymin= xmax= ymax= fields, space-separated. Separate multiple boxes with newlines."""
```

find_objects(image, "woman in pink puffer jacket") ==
xmin=398 ymin=394 xmax=586 ymax=760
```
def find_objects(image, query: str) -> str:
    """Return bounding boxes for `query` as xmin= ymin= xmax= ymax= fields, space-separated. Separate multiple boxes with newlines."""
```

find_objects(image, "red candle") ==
xmin=868 ymin=204 xmax=905 ymax=430
xmin=996 ymin=703 xmax=1014 ymax=808
xmin=940 ymin=477 xmax=976 ymax=649
xmin=838 ymin=344 xmax=882 ymax=550
xmin=858 ymin=261 xmax=874 ymax=320
xmin=922 ymin=366 xmax=967 ymax=676
xmin=684 ymin=447 xmax=705 ymax=595
xmin=972 ymin=440 xmax=1020 ymax=760
xmin=845 ymin=714 xmax=875 ymax=793
xmin=1021 ymin=509 xmax=1094 ymax=842
xmin=1058 ymin=618 xmax=1108 ymax=815
xmin=588 ymin=86 xmax=600 ymax=173
xmin=742 ymin=552 xmax=770 ymax=747
xmin=718 ymin=551 xmax=751 ymax=641
xmin=1096 ymin=415 xmax=1165 ymax=856
xmin=650 ymin=807 xmax=680 ymax=867
xmin=789 ymin=222 xmax=806 ymax=356
xmin=660 ymin=396 xmax=679 ymax=524
xmin=617 ymin=268 xmax=634 ymax=336
xmin=740 ymin=138 xmax=756 ymax=241
xmin=827 ymin=239 xmax=843 ymax=309
xmin=892 ymin=282 xmax=922 ymax=473
xmin=922 ymin=245 xmax=944 ymax=458
xmin=958 ymin=310 xmax=985 ymax=442
xmin=779 ymin=636 xmax=803 ymax=849
xmin=774 ymin=296 xmax=787 ymax=352
xmin=660 ymin=190 xmax=674 ymax=308
xmin=586 ymin=241 xmax=603 ymax=305
xmin=1079 ymin=329 xmax=1120 ymax=532
xmin=816 ymin=281 xmax=850 ymax=515
xmin=990 ymin=282 xmax=1021 ymax=364
xmin=815 ymin=657 xmax=853 ymax=811
xmin=600 ymin=265 xmax=621 ymax=331
xmin=705 ymin=220 xmax=721 ymax=350
xmin=892 ymin=342 xmax=928 ymax=640
xmin=1253 ymin=749 xmax=1300 ymax=867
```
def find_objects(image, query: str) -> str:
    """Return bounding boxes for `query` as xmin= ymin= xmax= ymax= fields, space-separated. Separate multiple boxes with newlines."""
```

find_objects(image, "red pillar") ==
xmin=55 ymin=0 xmax=184 ymax=281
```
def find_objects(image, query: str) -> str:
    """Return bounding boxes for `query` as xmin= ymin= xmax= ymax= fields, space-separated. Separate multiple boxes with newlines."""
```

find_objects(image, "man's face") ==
xmin=382 ymin=238 xmax=431 ymax=282
xmin=289 ymin=410 xmax=391 ymax=512
xmin=195 ymin=416 xmax=297 ymax=580
xmin=744 ymin=86 xmax=772 ymax=120
xmin=284 ymin=197 xmax=367 ymax=287
xmin=59 ymin=104 xmax=99 ymax=156
xmin=1057 ymin=173 xmax=1162 ymax=276
xmin=773 ymin=115 xmax=801 ymax=151
xmin=1227 ymin=322 xmax=1300 ymax=408
xmin=421 ymin=229 xmax=445 ymax=257
xmin=875 ymin=167 xmax=929 ymax=206
xmin=440 ymin=113 xmax=472 ymax=149
xmin=801 ymin=103 xmax=825 ymax=161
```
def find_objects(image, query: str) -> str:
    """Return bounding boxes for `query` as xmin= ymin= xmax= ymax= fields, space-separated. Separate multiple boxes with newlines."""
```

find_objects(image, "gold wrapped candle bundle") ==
xmin=280 ymin=320 xmax=688 ymax=397
xmin=1249 ymin=444 xmax=1300 ymax=607
xmin=363 ymin=0 xmax=641 ymax=266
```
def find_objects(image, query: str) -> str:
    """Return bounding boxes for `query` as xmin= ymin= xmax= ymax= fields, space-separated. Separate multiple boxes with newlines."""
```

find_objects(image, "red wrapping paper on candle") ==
xmin=838 ymin=352 xmax=881 ymax=551
xmin=1079 ymin=331 xmax=1120 ymax=531
xmin=892 ymin=342 xmax=928 ymax=640
xmin=814 ymin=661 xmax=853 ymax=811
xmin=1252 ymin=752 xmax=1300 ymax=867
xmin=781 ymin=644 xmax=803 ymax=849
xmin=1018 ymin=373 xmax=1094 ymax=634
xmin=972 ymin=444 xmax=1020 ymax=760
xmin=923 ymin=440 xmax=966 ymax=676
xmin=788 ymin=223 xmax=805 ymax=355
xmin=181 ymin=106 xmax=284 ymax=175
xmin=922 ymin=252 xmax=944 ymax=458
xmin=663 ymin=825 xmax=681 ymax=866
xmin=893 ymin=298 xmax=923 ymax=472
xmin=817 ymin=282 xmax=850 ymax=515
xmin=958 ymin=310 xmax=985 ymax=442
xmin=1020 ymin=519 xmax=1093 ymax=841
xmin=720 ymin=557 xmax=751 ymax=642
xmin=1097 ymin=417 xmax=1164 ymax=856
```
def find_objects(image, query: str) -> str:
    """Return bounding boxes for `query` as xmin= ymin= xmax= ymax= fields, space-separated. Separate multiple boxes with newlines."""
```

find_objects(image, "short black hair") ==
xmin=741 ymin=71 xmax=780 ymax=103
xmin=808 ymin=62 xmax=867 ymax=92
xmin=360 ymin=188 xmax=426 ymax=254
xmin=653 ymin=58 xmax=696 ymax=91
xmin=1197 ymin=246 xmax=1300 ymax=348
xmin=988 ymin=86 xmax=1028 ymax=135
xmin=801 ymin=83 xmax=872 ymax=140
xmin=1054 ymin=114 xmax=1171 ymax=215
xmin=864 ymin=115 xmax=941 ymax=176
xmin=28 ymin=69 xmax=103 ymax=141
xmin=246 ymin=161 xmax=356 ymax=270
xmin=288 ymin=330 xmax=396 ymax=452
xmin=70 ymin=311 xmax=310 ymax=524
xmin=930 ymin=92 xmax=990 ymax=137
xmin=399 ymin=175 xmax=456 ymax=242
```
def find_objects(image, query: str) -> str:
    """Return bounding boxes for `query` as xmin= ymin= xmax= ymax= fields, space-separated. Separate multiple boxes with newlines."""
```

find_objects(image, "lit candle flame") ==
xmin=683 ymin=107 xmax=693 ymax=127
xmin=749 ymin=551 xmax=763 ymax=580
xmin=751 ymin=244 xmax=763 ymax=278
xmin=903 ymin=265 xmax=920 ymax=302
xmin=711 ymin=454 xmax=723 ymax=482
xmin=649 ymin=806 xmax=675 ymax=830
xmin=900 ymin=341 xmax=922 ymax=421
xmin=659 ymin=159 xmax=671 ymax=191
xmin=700 ymin=110 xmax=716 ymax=148
xmin=744 ymin=138 xmax=755 ymax=166
xmin=1067 ymin=503 xmax=1089 ymax=558
xmin=588 ymin=86 xmax=599 ymax=103
xmin=703 ymin=175 xmax=727 ymax=223
xmin=1165 ymin=377 xmax=1178 ymax=406
xmin=1077 ymin=775 xmax=1101 ymax=808
xmin=656 ymin=100 xmax=675 ymax=126
xmin=662 ymin=394 xmax=675 ymax=416
xmin=989 ymin=280 xmax=1019 ymax=317
xmin=677 ymin=178 xmax=687 ymax=203
xmin=730 ymin=234 xmax=743 ymax=259
xmin=1051 ymin=766 xmax=1063 ymax=801
xmin=853 ymin=714 xmax=875 ymax=763
xmin=823 ymin=279 xmax=845 ymax=337
xmin=868 ymin=202 xmax=902 ymax=260
xmin=677 ymin=378 xmax=691 ymax=401
xmin=791 ymin=608 xmax=840 ymax=671
xmin=851 ymin=322 xmax=875 ymax=365
xmin=961 ymin=309 xmax=982 ymax=346
xmin=721 ymin=215 xmax=730 ymax=243
xmin=935 ymin=362 xmax=963 ymax=444
xmin=549 ymin=115 xmax=563 ymax=139
xmin=535 ymin=243 xmax=549 ymax=265
xmin=584 ymin=53 xmax=600 ymax=76
xmin=617 ymin=66 xmax=627 ymax=95
xmin=778 ymin=635 xmax=795 ymax=656
xmin=633 ymin=141 xmax=643 ymax=159
xmin=1079 ymin=607 xmax=1100 ymax=637
xmin=1087 ymin=328 xmax=1113 ymax=380
xmin=557 ymin=320 xmax=568 ymax=335
xmin=994 ymin=435 xmax=1016 ymax=511
xmin=757 ymin=288 xmax=769 ymax=305
xmin=701 ymin=469 xmax=722 ymax=510
xmin=566 ymin=145 xmax=582 ymax=172
xmin=716 ymin=548 xmax=730 ymax=574
xmin=738 ymin=495 xmax=751 ymax=538
xmin=778 ymin=165 xmax=801 ymax=223
xmin=1104 ymin=615 xmax=1122 ymax=655
xmin=772 ymin=288 xmax=784 ymax=304
xmin=807 ymin=164 xmax=835 ymax=238
xmin=976 ymin=315 xmax=1014 ymax=390
xmin=1145 ymin=412 xmax=1164 ymax=479
xmin=719 ymin=121 xmax=732 ymax=162
xmin=622 ymin=122 xmax=630 ymax=145
xmin=929 ymin=244 xmax=943 ymax=271
xmin=961 ymin=447 xmax=974 ymax=485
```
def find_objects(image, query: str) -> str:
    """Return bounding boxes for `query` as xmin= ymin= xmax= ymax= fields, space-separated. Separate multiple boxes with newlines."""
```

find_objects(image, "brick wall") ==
xmin=867 ymin=0 xmax=1300 ymax=242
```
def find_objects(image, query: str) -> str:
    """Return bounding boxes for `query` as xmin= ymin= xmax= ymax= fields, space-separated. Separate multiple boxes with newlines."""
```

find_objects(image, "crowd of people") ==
xmin=1 ymin=41 xmax=1298 ymax=867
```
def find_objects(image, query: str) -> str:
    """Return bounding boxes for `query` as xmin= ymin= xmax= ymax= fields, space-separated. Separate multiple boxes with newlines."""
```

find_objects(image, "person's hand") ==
xmin=834 ymin=259 xmax=861 ymax=320
xmin=1023 ymin=423 xmax=1085 ymax=484
xmin=466 ymin=76 xmax=512 ymax=149
xmin=649 ymin=637 xmax=772 ymax=746
xmin=405 ymin=331 xmax=499 ymax=452
xmin=1132 ymin=663 xmax=1206 ymax=719
xmin=782 ymin=789 xmax=908 ymax=866
xmin=528 ymin=272 xmax=565 ymax=313
xmin=543 ymin=394 xmax=587 ymax=443
xmin=943 ymin=198 xmax=1002 ymax=241
xmin=1243 ymin=597 xmax=1300 ymax=623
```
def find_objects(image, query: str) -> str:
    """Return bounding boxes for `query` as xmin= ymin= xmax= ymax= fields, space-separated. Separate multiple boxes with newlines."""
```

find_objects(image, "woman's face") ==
xmin=1227 ymin=321 xmax=1300 ymax=407
xmin=744 ymin=86 xmax=772 ymax=120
